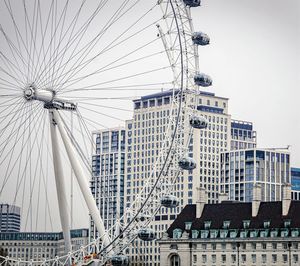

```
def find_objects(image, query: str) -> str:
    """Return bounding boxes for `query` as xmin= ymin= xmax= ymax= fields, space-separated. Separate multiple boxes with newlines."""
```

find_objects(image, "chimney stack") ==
xmin=218 ymin=192 xmax=228 ymax=203
xmin=252 ymin=183 xmax=262 ymax=217
xmin=282 ymin=183 xmax=292 ymax=216
xmin=196 ymin=187 xmax=207 ymax=218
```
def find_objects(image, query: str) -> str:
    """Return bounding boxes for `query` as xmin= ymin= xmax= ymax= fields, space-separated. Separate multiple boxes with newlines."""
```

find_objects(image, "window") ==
xmin=272 ymin=254 xmax=277 ymax=263
xmin=251 ymin=254 xmax=256 ymax=263
xmin=211 ymin=255 xmax=216 ymax=263
xmin=185 ymin=222 xmax=192 ymax=230
xmin=223 ymin=220 xmax=230 ymax=229
xmin=170 ymin=255 xmax=180 ymax=266
xmin=193 ymin=255 xmax=197 ymax=263
xmin=263 ymin=221 xmax=270 ymax=228
xmin=241 ymin=254 xmax=246 ymax=263
xmin=243 ymin=220 xmax=250 ymax=229
xmin=293 ymin=254 xmax=299 ymax=263
xmin=173 ymin=229 xmax=182 ymax=239
xmin=231 ymin=254 xmax=236 ymax=263
xmin=204 ymin=221 xmax=211 ymax=229
xmin=282 ymin=254 xmax=288 ymax=263
xmin=191 ymin=230 xmax=199 ymax=239
xmin=272 ymin=243 xmax=277 ymax=249
xmin=262 ymin=254 xmax=267 ymax=263
xmin=284 ymin=220 xmax=291 ymax=228
xmin=202 ymin=255 xmax=207 ymax=263
xmin=210 ymin=230 xmax=218 ymax=238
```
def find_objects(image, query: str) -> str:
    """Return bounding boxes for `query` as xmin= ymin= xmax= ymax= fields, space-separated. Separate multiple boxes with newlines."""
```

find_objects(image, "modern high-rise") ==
xmin=0 ymin=204 xmax=20 ymax=233
xmin=230 ymin=120 xmax=256 ymax=150
xmin=220 ymin=149 xmax=291 ymax=202
xmin=291 ymin=167 xmax=300 ymax=200
xmin=124 ymin=90 xmax=231 ymax=265
xmin=90 ymin=128 xmax=126 ymax=240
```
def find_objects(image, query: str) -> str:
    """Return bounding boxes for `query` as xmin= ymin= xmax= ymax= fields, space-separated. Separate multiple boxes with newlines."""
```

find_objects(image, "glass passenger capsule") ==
xmin=136 ymin=214 xmax=151 ymax=222
xmin=179 ymin=156 xmax=196 ymax=170
xmin=137 ymin=228 xmax=156 ymax=241
xmin=194 ymin=73 xmax=212 ymax=87
xmin=111 ymin=255 xmax=129 ymax=266
xmin=192 ymin=32 xmax=210 ymax=46
xmin=190 ymin=115 xmax=208 ymax=129
xmin=160 ymin=195 xmax=179 ymax=208
xmin=183 ymin=0 xmax=201 ymax=7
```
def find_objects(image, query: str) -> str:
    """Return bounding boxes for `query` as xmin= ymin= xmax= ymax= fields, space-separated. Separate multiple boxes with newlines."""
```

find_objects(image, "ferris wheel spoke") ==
xmin=0 ymin=102 xmax=40 ymax=200
xmin=0 ymin=101 xmax=39 ymax=147
xmin=53 ymin=5 xmax=160 ymax=91
xmin=35 ymin=0 xmax=109 ymax=88
xmin=51 ymin=0 xmax=138 ymax=87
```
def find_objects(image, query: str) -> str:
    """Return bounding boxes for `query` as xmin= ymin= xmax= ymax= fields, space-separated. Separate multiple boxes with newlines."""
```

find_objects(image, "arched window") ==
xmin=170 ymin=254 xmax=180 ymax=266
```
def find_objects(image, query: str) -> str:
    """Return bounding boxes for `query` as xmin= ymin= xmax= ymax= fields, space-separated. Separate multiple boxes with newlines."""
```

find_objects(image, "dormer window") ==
xmin=263 ymin=221 xmax=270 ymax=229
xmin=173 ymin=228 xmax=182 ymax=239
xmin=192 ymin=230 xmax=199 ymax=239
xmin=210 ymin=229 xmax=218 ymax=239
xmin=185 ymin=222 xmax=192 ymax=231
xmin=223 ymin=221 xmax=230 ymax=229
xmin=204 ymin=221 xmax=211 ymax=230
xmin=284 ymin=220 xmax=291 ymax=228
xmin=243 ymin=220 xmax=250 ymax=229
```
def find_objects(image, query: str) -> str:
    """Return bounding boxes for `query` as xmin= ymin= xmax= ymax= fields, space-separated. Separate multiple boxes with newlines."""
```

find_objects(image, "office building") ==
xmin=220 ymin=149 xmax=291 ymax=202
xmin=291 ymin=167 xmax=300 ymax=200
xmin=0 ymin=204 xmax=20 ymax=233
xmin=159 ymin=185 xmax=300 ymax=266
xmin=230 ymin=120 xmax=256 ymax=150
xmin=0 ymin=229 xmax=89 ymax=262
xmin=125 ymin=90 xmax=231 ymax=265
xmin=90 ymin=128 xmax=126 ymax=240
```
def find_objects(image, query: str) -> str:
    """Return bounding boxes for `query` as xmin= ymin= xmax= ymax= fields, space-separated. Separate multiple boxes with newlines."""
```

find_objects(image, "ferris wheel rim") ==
xmin=0 ymin=0 xmax=200 ymax=264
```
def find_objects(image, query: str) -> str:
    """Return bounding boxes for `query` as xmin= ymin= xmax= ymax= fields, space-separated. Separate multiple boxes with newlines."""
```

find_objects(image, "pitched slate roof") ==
xmin=167 ymin=201 xmax=300 ymax=238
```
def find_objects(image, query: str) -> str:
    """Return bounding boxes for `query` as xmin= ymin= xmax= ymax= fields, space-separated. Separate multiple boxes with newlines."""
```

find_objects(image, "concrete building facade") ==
xmin=124 ymin=90 xmax=231 ymax=265
xmin=0 ymin=229 xmax=89 ymax=262
xmin=159 ymin=185 xmax=300 ymax=266
xmin=220 ymin=149 xmax=291 ymax=202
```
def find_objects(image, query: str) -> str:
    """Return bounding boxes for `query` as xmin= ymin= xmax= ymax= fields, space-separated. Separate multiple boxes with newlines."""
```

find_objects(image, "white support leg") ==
xmin=51 ymin=109 xmax=111 ymax=250
xmin=49 ymin=111 xmax=72 ymax=253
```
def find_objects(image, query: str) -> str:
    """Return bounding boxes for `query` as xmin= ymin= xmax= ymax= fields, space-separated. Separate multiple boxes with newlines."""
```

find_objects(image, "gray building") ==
xmin=159 ymin=185 xmax=300 ymax=266
xmin=0 ymin=204 xmax=20 ymax=233
xmin=231 ymin=120 xmax=256 ymax=150
xmin=90 ymin=128 xmax=126 ymax=240
xmin=0 ymin=228 xmax=88 ymax=262
xmin=220 ymin=149 xmax=291 ymax=202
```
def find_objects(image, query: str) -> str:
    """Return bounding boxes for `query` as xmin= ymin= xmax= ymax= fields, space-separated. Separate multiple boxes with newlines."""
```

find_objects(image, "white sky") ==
xmin=193 ymin=0 xmax=300 ymax=166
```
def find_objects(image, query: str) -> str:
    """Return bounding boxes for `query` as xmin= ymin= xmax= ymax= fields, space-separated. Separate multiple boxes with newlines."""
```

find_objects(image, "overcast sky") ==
xmin=193 ymin=0 xmax=300 ymax=166
xmin=0 ymin=0 xmax=299 ymax=232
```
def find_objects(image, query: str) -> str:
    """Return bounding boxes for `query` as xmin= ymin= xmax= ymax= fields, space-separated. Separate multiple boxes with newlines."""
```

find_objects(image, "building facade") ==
xmin=124 ymin=90 xmax=231 ymax=265
xmin=159 ymin=186 xmax=300 ymax=266
xmin=291 ymin=167 xmax=300 ymax=200
xmin=220 ymin=149 xmax=291 ymax=202
xmin=0 ymin=204 xmax=20 ymax=233
xmin=90 ymin=128 xmax=126 ymax=240
xmin=230 ymin=120 xmax=256 ymax=150
xmin=0 ymin=229 xmax=89 ymax=262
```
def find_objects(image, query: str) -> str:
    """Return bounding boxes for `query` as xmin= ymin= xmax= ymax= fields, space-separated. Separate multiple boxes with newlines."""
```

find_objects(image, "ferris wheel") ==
xmin=0 ymin=0 xmax=211 ymax=265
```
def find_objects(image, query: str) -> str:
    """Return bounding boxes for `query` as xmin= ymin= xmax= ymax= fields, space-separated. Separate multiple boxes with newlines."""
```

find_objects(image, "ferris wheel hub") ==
xmin=23 ymin=84 xmax=77 ymax=111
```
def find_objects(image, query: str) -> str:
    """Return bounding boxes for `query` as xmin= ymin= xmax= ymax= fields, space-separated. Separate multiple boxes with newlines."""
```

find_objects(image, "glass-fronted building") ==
xmin=291 ymin=167 xmax=300 ymax=200
xmin=90 ymin=128 xmax=125 ymax=240
xmin=220 ymin=149 xmax=291 ymax=202
xmin=0 ymin=204 xmax=20 ymax=233
xmin=231 ymin=120 xmax=256 ymax=150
